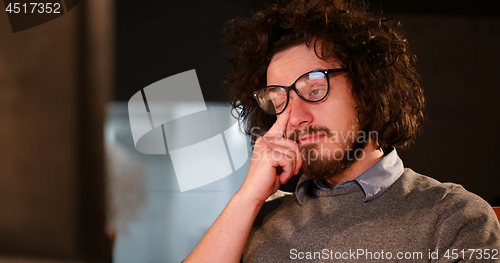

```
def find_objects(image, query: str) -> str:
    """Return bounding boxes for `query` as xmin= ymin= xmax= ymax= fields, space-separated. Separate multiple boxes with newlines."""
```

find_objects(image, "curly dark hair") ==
xmin=223 ymin=0 xmax=425 ymax=149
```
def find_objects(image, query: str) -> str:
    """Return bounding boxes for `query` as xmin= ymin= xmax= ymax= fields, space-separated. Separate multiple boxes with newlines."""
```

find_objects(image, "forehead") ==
xmin=267 ymin=44 xmax=341 ymax=86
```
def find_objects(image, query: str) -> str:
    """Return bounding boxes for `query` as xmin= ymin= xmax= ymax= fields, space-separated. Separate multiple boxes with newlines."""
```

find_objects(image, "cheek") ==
xmin=316 ymin=98 xmax=357 ymax=129
xmin=333 ymin=89 xmax=358 ymax=121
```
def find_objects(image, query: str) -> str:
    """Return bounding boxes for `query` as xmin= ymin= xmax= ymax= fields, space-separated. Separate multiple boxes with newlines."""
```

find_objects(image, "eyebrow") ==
xmin=266 ymin=68 xmax=327 ymax=87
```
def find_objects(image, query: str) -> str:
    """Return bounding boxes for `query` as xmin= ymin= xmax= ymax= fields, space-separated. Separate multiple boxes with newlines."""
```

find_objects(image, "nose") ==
xmin=286 ymin=91 xmax=313 ymax=134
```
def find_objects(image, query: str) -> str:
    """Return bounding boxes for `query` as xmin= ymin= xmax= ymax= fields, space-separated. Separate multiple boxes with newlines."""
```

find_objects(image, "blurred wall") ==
xmin=0 ymin=0 xmax=113 ymax=262
xmin=395 ymin=15 xmax=500 ymax=205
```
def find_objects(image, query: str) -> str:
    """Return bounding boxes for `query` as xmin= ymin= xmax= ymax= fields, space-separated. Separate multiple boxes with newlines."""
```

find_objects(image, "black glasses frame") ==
xmin=253 ymin=68 xmax=346 ymax=115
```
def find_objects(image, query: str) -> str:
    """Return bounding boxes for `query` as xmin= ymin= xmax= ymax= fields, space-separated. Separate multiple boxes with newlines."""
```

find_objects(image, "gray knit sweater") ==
xmin=243 ymin=169 xmax=500 ymax=262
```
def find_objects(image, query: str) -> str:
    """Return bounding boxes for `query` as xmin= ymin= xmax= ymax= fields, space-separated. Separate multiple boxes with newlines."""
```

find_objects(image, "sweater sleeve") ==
xmin=433 ymin=184 xmax=500 ymax=262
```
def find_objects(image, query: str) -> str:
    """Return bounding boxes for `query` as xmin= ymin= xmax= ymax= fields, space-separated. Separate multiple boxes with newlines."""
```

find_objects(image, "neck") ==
xmin=323 ymin=140 xmax=384 ymax=189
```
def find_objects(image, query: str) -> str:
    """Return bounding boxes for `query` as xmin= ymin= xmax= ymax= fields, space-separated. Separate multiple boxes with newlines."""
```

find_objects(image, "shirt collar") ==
xmin=295 ymin=147 xmax=404 ymax=204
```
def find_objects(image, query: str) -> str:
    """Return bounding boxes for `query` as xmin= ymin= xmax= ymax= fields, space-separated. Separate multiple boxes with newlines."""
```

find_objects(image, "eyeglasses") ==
xmin=253 ymin=68 xmax=346 ymax=115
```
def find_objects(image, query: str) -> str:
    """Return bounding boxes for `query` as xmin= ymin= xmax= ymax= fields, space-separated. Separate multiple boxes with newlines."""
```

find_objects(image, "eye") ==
xmin=309 ymin=85 xmax=326 ymax=96
xmin=310 ymin=88 xmax=321 ymax=95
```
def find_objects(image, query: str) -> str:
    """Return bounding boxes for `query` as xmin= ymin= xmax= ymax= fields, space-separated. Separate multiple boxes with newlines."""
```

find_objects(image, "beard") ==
xmin=289 ymin=125 xmax=367 ymax=184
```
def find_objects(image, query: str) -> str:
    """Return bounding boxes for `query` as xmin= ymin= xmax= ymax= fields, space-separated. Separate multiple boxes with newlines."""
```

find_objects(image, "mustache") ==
xmin=288 ymin=126 xmax=333 ymax=143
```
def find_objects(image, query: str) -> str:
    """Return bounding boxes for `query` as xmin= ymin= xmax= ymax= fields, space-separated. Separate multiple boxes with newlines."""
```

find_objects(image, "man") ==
xmin=185 ymin=0 xmax=500 ymax=262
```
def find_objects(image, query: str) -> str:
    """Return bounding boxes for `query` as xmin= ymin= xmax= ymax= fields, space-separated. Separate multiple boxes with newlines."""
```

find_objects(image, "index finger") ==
xmin=265 ymin=101 xmax=292 ymax=138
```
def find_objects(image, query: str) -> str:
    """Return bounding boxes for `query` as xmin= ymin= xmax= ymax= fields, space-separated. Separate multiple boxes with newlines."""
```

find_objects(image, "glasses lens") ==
xmin=295 ymin=71 xmax=328 ymax=101
xmin=256 ymin=86 xmax=287 ymax=114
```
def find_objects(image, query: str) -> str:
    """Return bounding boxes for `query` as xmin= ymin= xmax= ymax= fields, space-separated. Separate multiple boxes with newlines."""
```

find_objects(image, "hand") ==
xmin=237 ymin=103 xmax=302 ymax=205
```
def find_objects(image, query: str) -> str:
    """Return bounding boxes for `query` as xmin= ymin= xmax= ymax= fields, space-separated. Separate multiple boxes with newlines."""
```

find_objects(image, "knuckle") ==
xmin=262 ymin=149 xmax=273 ymax=158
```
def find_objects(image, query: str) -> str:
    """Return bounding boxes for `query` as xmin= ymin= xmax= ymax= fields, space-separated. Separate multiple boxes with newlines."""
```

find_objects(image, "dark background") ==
xmin=115 ymin=0 xmax=500 ymax=205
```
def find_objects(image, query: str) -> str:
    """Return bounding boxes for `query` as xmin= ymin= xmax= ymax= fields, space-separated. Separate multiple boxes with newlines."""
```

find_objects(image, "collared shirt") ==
xmin=295 ymin=147 xmax=404 ymax=204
